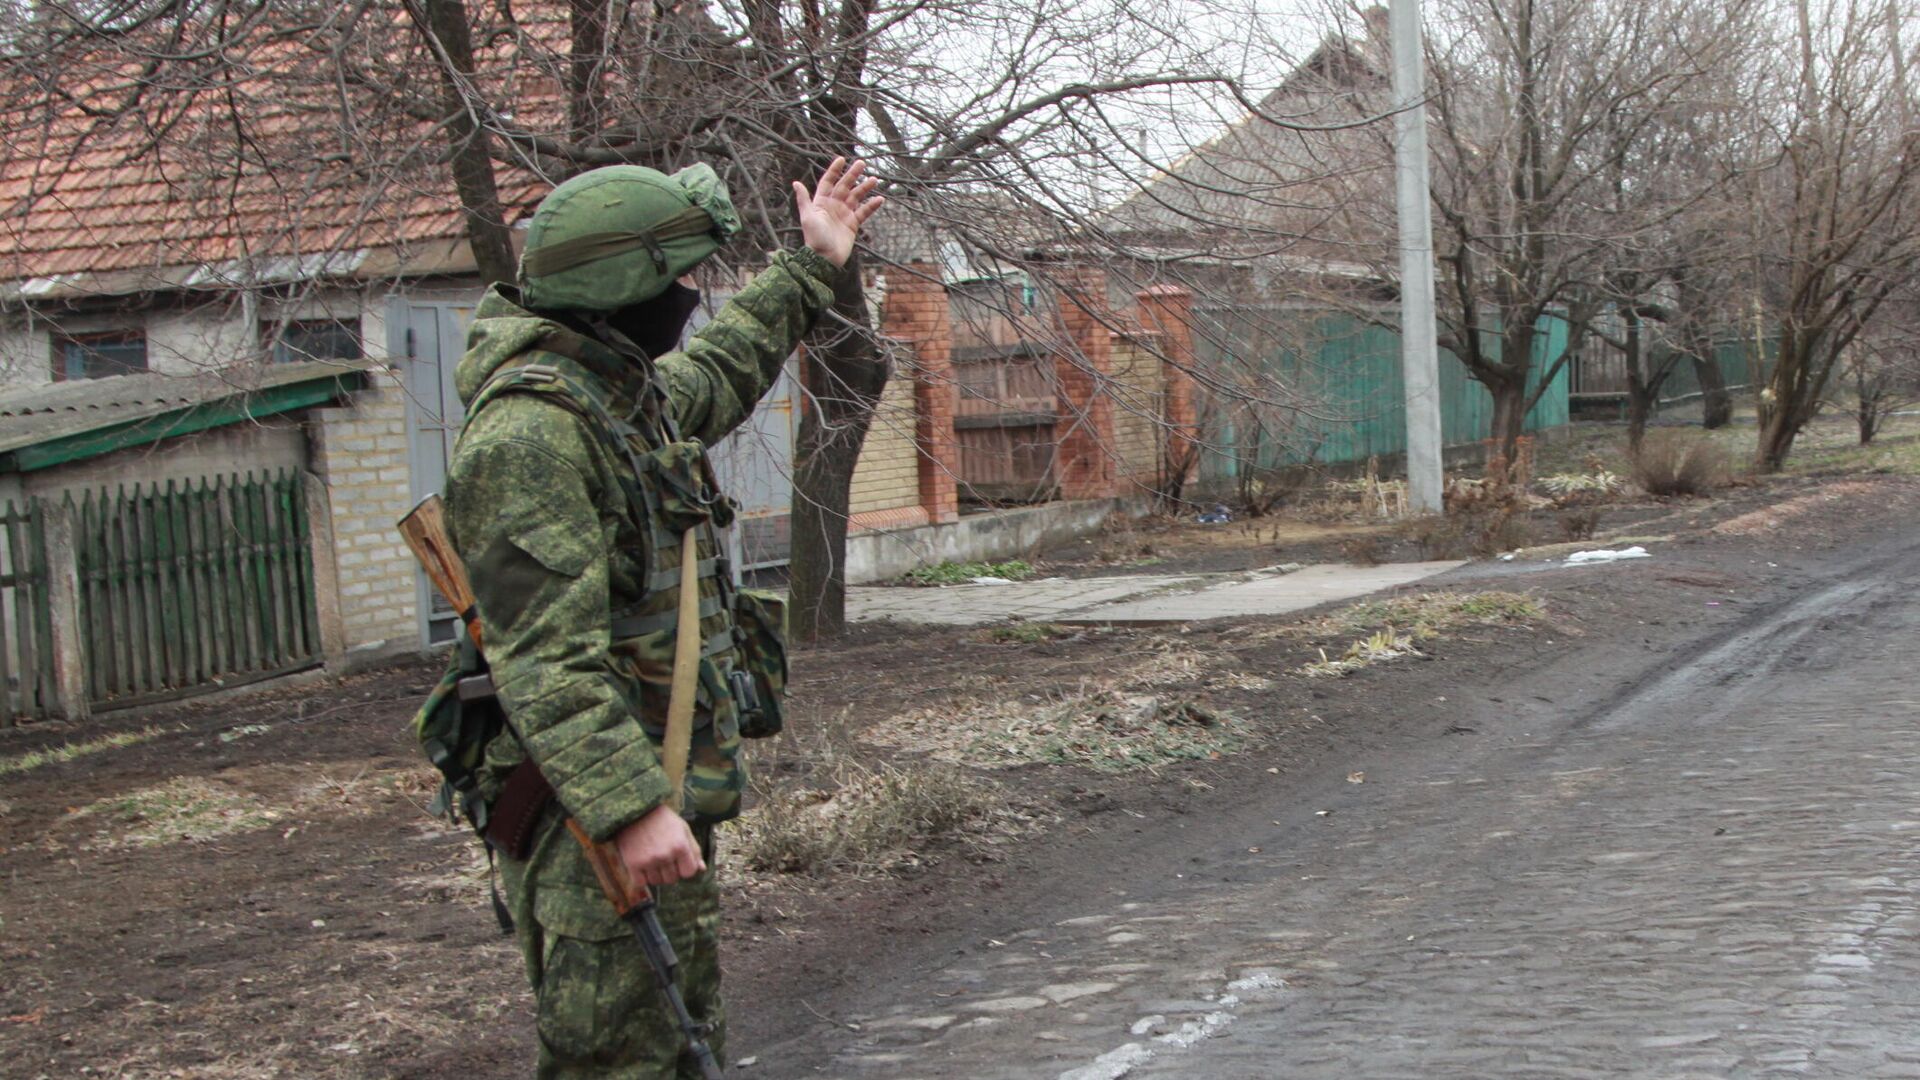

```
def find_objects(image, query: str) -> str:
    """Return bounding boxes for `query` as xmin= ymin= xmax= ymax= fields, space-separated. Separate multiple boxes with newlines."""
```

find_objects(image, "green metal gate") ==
xmin=71 ymin=470 xmax=322 ymax=709
xmin=0 ymin=499 xmax=55 ymax=724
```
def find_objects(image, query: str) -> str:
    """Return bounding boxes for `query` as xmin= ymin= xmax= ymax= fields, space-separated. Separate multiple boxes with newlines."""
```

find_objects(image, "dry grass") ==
xmin=1280 ymin=590 xmax=1544 ymax=643
xmin=1711 ymin=480 xmax=1881 ymax=536
xmin=1288 ymin=592 xmax=1541 ymax=678
xmin=874 ymin=685 xmax=1248 ymax=773
xmin=733 ymin=760 xmax=1010 ymax=876
xmin=1633 ymin=429 xmax=1732 ymax=496
xmin=1299 ymin=629 xmax=1420 ymax=678
xmin=74 ymin=776 xmax=284 ymax=849
xmin=0 ymin=725 xmax=163 ymax=776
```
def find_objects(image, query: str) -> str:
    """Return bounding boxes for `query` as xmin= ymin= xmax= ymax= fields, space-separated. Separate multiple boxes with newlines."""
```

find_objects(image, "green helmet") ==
xmin=518 ymin=163 xmax=742 ymax=312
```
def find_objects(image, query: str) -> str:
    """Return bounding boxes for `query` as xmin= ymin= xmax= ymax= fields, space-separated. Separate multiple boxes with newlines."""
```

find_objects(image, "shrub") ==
xmin=903 ymin=559 xmax=1036 ymax=586
xmin=1559 ymin=506 xmax=1602 ymax=541
xmin=1633 ymin=430 xmax=1729 ymax=497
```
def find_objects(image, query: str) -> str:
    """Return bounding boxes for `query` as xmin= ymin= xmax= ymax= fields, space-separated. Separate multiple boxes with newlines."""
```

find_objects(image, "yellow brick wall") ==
xmin=849 ymin=373 xmax=922 ymax=516
xmin=308 ymin=369 xmax=419 ymax=651
xmin=1109 ymin=336 xmax=1166 ymax=491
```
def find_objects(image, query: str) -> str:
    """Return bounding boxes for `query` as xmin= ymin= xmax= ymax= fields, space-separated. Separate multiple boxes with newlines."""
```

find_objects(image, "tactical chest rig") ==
xmin=417 ymin=324 xmax=788 ymax=866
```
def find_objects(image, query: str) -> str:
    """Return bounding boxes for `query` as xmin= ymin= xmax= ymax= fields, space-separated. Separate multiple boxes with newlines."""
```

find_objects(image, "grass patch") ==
xmin=735 ymin=760 xmax=1008 ymax=875
xmin=902 ymin=559 xmax=1036 ymax=586
xmin=0 ymin=726 xmax=162 ymax=777
xmin=878 ymin=686 xmax=1248 ymax=773
xmin=1786 ymin=431 xmax=1920 ymax=477
xmin=1315 ymin=590 xmax=1543 ymax=641
xmin=76 ymin=776 xmax=282 ymax=849
xmin=1283 ymin=590 xmax=1542 ymax=677
xmin=1300 ymin=629 xmax=1420 ymax=678
xmin=972 ymin=622 xmax=1073 ymax=645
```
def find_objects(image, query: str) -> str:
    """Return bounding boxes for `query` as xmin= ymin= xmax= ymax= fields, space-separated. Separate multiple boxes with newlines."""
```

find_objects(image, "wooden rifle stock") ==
xmin=397 ymin=494 xmax=484 ymax=650
xmin=397 ymin=494 xmax=644 ymax=906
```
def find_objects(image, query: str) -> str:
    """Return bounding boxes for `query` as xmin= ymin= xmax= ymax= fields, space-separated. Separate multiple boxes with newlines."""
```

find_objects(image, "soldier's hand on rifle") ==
xmin=616 ymin=802 xmax=707 ymax=885
xmin=793 ymin=156 xmax=886 ymax=268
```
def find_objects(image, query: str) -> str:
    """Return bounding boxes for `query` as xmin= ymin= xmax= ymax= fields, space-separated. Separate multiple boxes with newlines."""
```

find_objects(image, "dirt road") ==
xmin=749 ymin=532 xmax=1920 ymax=1076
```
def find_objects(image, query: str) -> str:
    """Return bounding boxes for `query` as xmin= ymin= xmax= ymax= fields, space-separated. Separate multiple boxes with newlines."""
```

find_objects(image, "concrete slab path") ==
xmin=1069 ymin=561 xmax=1465 ymax=624
xmin=845 ymin=561 xmax=1465 ymax=627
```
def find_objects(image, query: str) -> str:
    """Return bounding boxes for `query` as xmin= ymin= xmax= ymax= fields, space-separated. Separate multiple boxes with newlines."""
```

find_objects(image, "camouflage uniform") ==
xmin=445 ymin=245 xmax=837 ymax=1078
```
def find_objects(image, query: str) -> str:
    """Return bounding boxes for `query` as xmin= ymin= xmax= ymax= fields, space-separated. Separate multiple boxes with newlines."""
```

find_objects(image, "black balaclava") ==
xmin=608 ymin=281 xmax=703 ymax=359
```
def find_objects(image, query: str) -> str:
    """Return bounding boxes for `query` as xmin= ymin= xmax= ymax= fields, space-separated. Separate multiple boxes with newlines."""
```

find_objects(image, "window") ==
xmin=266 ymin=318 xmax=362 ymax=364
xmin=55 ymin=332 xmax=148 ymax=381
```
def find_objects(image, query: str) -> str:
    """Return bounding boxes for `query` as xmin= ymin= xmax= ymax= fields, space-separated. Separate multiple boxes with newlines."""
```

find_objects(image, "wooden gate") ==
xmin=0 ymin=500 xmax=55 ymax=724
xmin=72 ymin=471 xmax=322 ymax=709
xmin=952 ymin=344 xmax=1060 ymax=503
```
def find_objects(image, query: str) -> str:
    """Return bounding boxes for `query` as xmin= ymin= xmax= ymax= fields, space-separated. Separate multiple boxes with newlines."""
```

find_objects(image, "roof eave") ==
xmin=0 ymin=370 xmax=369 ymax=474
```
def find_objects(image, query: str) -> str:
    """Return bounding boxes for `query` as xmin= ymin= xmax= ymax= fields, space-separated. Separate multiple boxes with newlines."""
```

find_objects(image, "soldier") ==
xmin=442 ymin=158 xmax=883 ymax=1077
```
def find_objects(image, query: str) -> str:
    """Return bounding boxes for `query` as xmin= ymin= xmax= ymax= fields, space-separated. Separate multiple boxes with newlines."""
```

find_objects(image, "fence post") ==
xmin=303 ymin=472 xmax=349 ymax=667
xmin=43 ymin=501 xmax=89 ymax=722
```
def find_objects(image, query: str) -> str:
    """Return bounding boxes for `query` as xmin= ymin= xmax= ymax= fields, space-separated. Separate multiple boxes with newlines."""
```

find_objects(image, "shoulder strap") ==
xmin=466 ymin=359 xmax=660 ymax=530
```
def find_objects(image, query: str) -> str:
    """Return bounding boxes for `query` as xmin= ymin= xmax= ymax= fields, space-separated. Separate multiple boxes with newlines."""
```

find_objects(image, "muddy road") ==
xmin=753 ymin=534 xmax=1920 ymax=1077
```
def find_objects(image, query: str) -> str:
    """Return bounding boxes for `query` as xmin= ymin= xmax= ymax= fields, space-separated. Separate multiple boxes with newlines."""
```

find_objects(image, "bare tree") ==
xmin=1419 ymin=0 xmax=1756 ymax=456
xmin=2 ymin=0 xmax=1365 ymax=635
xmin=1737 ymin=0 xmax=1920 ymax=470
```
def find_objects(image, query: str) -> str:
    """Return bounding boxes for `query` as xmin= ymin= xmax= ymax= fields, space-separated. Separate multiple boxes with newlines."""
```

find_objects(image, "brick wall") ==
xmin=1053 ymin=267 xmax=1119 ymax=500
xmin=849 ymin=263 xmax=962 ymax=533
xmin=306 ymin=367 xmax=418 ymax=654
xmin=1109 ymin=334 xmax=1167 ymax=491
xmin=844 ymin=266 xmax=1197 ymax=536
xmin=848 ymin=371 xmax=924 ymax=521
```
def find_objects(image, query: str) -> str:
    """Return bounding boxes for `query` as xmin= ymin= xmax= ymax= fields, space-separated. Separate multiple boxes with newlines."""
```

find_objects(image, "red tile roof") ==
xmin=0 ymin=5 xmax=562 ymax=300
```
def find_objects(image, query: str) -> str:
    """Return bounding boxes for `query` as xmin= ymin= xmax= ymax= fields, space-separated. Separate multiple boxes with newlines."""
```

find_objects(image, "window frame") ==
xmin=53 ymin=330 xmax=149 ymax=382
xmin=263 ymin=317 xmax=363 ymax=365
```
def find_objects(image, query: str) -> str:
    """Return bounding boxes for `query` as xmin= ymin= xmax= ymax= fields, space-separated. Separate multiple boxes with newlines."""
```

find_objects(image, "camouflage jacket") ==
xmin=445 ymin=247 xmax=837 ymax=840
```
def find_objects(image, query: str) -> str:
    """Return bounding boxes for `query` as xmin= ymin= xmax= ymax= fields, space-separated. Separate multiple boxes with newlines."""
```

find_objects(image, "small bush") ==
xmin=1559 ymin=506 xmax=1602 ymax=541
xmin=1409 ymin=509 xmax=1529 ymax=558
xmin=1633 ymin=430 xmax=1729 ymax=496
xmin=903 ymin=559 xmax=1037 ymax=586
xmin=1472 ymin=510 xmax=1531 ymax=556
xmin=1340 ymin=534 xmax=1385 ymax=566
xmin=974 ymin=623 xmax=1072 ymax=645
xmin=736 ymin=762 xmax=1002 ymax=875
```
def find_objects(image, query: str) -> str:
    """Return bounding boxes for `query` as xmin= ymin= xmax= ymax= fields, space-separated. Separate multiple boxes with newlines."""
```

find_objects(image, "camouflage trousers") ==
xmin=500 ymin=817 xmax=725 ymax=1079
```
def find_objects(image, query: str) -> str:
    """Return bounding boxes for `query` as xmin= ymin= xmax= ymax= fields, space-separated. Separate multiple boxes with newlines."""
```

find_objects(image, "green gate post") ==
xmin=42 ymin=500 xmax=90 ymax=722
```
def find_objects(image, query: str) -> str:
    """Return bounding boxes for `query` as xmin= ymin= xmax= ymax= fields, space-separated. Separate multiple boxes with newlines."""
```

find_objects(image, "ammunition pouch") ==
xmin=730 ymin=588 xmax=788 ymax=738
xmin=415 ymin=632 xmax=508 ymax=834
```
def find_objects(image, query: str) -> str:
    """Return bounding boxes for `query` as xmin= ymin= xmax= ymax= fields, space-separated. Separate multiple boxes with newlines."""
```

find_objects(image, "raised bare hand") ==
xmin=792 ymin=156 xmax=886 ymax=268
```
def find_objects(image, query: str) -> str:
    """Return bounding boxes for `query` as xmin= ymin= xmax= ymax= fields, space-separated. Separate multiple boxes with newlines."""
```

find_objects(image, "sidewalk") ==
xmin=845 ymin=560 xmax=1465 ymax=627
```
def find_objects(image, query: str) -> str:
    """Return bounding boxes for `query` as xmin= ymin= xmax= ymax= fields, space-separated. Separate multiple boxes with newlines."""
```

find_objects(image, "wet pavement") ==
xmin=772 ymin=549 xmax=1920 ymax=1077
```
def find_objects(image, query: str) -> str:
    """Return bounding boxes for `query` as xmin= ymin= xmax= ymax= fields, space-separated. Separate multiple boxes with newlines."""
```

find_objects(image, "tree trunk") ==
xmin=1623 ymin=310 xmax=1652 ymax=451
xmin=413 ymin=0 xmax=517 ymax=286
xmin=1757 ymin=407 xmax=1800 ymax=472
xmin=1856 ymin=365 xmax=1883 ymax=444
xmin=1486 ymin=369 xmax=1530 ymax=462
xmin=1694 ymin=351 xmax=1733 ymax=429
xmin=787 ymin=251 xmax=890 ymax=640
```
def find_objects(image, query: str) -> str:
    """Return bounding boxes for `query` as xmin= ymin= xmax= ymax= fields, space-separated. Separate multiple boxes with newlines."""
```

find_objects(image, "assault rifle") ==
xmin=399 ymin=494 xmax=724 ymax=1079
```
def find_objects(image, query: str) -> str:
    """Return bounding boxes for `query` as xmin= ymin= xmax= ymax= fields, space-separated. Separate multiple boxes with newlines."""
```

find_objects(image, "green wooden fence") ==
xmin=1191 ymin=306 xmax=1572 ymax=483
xmin=71 ymin=471 xmax=322 ymax=708
xmin=0 ymin=500 xmax=55 ymax=724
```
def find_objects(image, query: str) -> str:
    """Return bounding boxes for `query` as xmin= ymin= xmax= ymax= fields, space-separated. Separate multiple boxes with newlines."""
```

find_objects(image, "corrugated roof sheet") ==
xmin=0 ymin=360 xmax=371 ymax=456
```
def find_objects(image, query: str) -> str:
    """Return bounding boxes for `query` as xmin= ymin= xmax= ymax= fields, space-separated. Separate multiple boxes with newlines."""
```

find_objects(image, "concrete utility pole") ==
xmin=1390 ymin=0 xmax=1445 ymax=514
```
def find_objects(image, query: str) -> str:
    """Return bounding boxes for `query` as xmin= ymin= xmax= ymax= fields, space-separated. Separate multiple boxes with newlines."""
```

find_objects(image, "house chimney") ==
xmin=1361 ymin=5 xmax=1391 ymax=45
